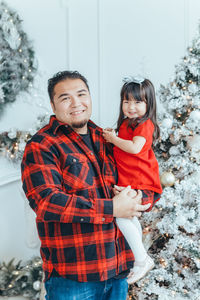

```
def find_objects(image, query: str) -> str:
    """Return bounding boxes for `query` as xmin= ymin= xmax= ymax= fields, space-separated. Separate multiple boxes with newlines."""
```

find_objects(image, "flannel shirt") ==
xmin=21 ymin=115 xmax=157 ymax=282
xmin=21 ymin=115 xmax=135 ymax=282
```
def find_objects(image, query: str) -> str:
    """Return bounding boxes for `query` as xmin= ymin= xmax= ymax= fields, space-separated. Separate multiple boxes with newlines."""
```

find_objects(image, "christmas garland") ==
xmin=0 ymin=257 xmax=43 ymax=299
xmin=0 ymin=1 xmax=37 ymax=115
xmin=0 ymin=114 xmax=50 ymax=162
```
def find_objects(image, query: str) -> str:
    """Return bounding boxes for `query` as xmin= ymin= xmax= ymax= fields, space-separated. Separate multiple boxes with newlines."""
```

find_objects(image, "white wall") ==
xmin=0 ymin=0 xmax=200 ymax=262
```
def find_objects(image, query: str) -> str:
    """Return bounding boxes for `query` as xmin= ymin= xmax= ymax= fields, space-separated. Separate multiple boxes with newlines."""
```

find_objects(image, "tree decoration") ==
xmin=128 ymin=23 xmax=200 ymax=300
xmin=0 ymin=113 xmax=50 ymax=162
xmin=160 ymin=171 xmax=175 ymax=187
xmin=0 ymin=257 xmax=43 ymax=299
xmin=0 ymin=1 xmax=36 ymax=116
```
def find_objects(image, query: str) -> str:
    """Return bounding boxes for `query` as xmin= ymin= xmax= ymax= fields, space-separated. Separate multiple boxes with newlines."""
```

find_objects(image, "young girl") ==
xmin=103 ymin=76 xmax=162 ymax=284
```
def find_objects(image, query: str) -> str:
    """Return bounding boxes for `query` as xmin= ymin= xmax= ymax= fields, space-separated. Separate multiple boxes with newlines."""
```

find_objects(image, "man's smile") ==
xmin=70 ymin=109 xmax=85 ymax=115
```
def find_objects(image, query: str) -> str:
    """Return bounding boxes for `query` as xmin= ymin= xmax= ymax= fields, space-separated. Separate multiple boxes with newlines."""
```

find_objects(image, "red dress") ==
xmin=113 ymin=119 xmax=162 ymax=194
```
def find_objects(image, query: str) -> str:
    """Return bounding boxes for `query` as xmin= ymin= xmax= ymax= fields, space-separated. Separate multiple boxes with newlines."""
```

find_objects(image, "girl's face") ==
xmin=122 ymin=95 xmax=147 ymax=119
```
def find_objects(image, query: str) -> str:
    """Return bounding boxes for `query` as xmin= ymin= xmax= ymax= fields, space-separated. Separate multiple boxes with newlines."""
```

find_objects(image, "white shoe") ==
xmin=127 ymin=255 xmax=154 ymax=284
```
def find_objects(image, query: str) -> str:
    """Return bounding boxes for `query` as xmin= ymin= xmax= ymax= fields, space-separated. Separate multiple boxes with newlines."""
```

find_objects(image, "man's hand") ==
xmin=113 ymin=186 xmax=150 ymax=218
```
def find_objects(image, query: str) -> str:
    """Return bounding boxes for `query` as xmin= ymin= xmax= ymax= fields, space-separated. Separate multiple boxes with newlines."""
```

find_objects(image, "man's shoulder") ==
xmin=88 ymin=119 xmax=102 ymax=132
xmin=27 ymin=120 xmax=57 ymax=147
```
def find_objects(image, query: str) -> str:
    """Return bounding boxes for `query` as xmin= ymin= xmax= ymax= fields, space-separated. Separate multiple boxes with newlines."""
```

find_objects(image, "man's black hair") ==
xmin=48 ymin=70 xmax=90 ymax=102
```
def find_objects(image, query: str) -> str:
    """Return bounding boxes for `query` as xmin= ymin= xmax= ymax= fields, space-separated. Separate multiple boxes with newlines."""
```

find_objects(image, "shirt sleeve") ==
xmin=21 ymin=141 xmax=113 ymax=225
xmin=132 ymin=120 xmax=154 ymax=144
xmin=141 ymin=190 xmax=161 ymax=212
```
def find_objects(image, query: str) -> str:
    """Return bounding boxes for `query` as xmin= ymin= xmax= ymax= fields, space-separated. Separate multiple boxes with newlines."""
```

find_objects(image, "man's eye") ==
xmin=62 ymin=97 xmax=70 ymax=101
xmin=79 ymin=93 xmax=86 ymax=97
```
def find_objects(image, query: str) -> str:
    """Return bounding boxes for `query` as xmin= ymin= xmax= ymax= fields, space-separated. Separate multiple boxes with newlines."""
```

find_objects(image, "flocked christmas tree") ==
xmin=0 ymin=1 xmax=36 ymax=115
xmin=128 ymin=24 xmax=200 ymax=300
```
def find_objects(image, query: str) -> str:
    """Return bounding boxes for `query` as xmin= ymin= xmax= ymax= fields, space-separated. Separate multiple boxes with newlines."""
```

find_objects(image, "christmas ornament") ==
xmin=33 ymin=280 xmax=41 ymax=291
xmin=188 ymin=83 xmax=198 ymax=94
xmin=187 ymin=134 xmax=200 ymax=151
xmin=162 ymin=118 xmax=173 ymax=129
xmin=160 ymin=171 xmax=175 ymax=187
xmin=189 ymin=110 xmax=200 ymax=121
xmin=169 ymin=146 xmax=180 ymax=156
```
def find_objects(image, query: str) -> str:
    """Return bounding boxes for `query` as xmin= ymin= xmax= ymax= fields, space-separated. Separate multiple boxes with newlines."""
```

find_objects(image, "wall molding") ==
xmin=97 ymin=0 xmax=101 ymax=125
xmin=60 ymin=0 xmax=70 ymax=69
xmin=0 ymin=170 xmax=21 ymax=187
xmin=184 ymin=0 xmax=189 ymax=51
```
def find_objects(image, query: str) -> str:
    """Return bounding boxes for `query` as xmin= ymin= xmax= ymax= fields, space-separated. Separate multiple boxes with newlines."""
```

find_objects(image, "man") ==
xmin=21 ymin=71 xmax=152 ymax=300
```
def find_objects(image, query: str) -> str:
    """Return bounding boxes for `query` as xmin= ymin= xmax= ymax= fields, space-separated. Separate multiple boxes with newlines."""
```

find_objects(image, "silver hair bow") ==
xmin=123 ymin=76 xmax=145 ymax=85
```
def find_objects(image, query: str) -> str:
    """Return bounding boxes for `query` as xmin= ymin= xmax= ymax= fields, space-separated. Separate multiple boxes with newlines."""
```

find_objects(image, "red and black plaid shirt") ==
xmin=21 ymin=115 xmax=156 ymax=282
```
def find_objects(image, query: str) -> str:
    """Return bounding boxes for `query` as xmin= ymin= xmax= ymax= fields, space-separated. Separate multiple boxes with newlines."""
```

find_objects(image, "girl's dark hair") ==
xmin=116 ymin=79 xmax=160 ymax=143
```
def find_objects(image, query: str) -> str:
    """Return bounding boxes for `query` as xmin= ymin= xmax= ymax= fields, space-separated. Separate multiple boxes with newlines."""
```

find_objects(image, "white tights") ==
xmin=116 ymin=216 xmax=147 ymax=261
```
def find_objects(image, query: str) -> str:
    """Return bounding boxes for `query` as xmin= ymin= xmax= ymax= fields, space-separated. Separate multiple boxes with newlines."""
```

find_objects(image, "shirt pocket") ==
xmin=62 ymin=154 xmax=93 ymax=192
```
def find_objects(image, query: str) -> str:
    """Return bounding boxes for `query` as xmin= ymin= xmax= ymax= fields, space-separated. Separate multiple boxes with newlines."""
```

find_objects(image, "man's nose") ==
xmin=71 ymin=96 xmax=80 ymax=107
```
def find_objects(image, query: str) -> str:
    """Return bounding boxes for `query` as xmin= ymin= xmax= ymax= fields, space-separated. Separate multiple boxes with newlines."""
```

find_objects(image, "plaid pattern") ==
xmin=142 ymin=190 xmax=161 ymax=212
xmin=21 ymin=116 xmax=132 ymax=282
xmin=21 ymin=115 xmax=157 ymax=282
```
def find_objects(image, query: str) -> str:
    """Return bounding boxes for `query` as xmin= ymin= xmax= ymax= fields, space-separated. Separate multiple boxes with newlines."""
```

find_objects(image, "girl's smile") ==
xmin=122 ymin=98 xmax=147 ymax=119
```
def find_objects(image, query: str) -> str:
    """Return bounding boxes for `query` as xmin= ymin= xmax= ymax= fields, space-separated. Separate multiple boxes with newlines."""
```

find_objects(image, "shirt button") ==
xmin=77 ymin=136 xmax=79 ymax=139
xmin=90 ymin=152 xmax=93 ymax=155
xmin=72 ymin=158 xmax=76 ymax=163
xmin=102 ymin=217 xmax=105 ymax=222
xmin=80 ymin=218 xmax=84 ymax=222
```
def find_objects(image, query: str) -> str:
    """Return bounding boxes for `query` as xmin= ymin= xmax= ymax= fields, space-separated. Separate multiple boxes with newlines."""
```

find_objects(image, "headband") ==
xmin=123 ymin=76 xmax=145 ymax=85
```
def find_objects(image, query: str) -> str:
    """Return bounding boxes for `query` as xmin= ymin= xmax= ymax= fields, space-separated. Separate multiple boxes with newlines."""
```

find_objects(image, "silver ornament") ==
xmin=33 ymin=280 xmax=41 ymax=291
xmin=160 ymin=171 xmax=175 ymax=187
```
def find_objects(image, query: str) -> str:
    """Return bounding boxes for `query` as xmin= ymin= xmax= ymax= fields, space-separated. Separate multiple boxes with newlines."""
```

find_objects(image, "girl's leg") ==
xmin=116 ymin=217 xmax=147 ymax=261
xmin=116 ymin=216 xmax=154 ymax=284
xmin=131 ymin=216 xmax=142 ymax=237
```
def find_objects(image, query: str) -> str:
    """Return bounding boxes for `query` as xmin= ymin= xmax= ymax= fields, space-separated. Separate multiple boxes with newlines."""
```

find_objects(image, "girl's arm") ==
xmin=103 ymin=129 xmax=146 ymax=154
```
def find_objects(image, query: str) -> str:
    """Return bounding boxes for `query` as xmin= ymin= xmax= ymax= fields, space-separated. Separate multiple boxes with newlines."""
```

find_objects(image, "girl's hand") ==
xmin=103 ymin=128 xmax=116 ymax=143
xmin=113 ymin=185 xmax=124 ymax=195
xmin=113 ymin=185 xmax=138 ymax=198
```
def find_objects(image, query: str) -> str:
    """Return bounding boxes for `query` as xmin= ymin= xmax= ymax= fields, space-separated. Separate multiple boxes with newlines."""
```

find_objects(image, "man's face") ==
xmin=51 ymin=78 xmax=92 ymax=134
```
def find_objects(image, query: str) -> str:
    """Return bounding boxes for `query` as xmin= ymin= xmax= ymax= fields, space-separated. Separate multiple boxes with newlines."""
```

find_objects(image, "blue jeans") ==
xmin=45 ymin=276 xmax=128 ymax=300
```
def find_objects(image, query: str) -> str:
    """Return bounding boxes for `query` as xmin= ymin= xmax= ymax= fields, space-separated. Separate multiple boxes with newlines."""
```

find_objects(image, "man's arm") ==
xmin=22 ymin=139 xmax=150 ymax=224
xmin=21 ymin=141 xmax=115 ymax=225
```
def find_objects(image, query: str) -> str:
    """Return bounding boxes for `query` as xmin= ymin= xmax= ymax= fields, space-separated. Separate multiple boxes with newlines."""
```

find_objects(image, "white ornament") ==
xmin=188 ymin=83 xmax=198 ymax=94
xmin=18 ymin=141 xmax=26 ymax=151
xmin=187 ymin=135 xmax=200 ymax=151
xmin=176 ymin=215 xmax=186 ymax=226
xmin=7 ymin=128 xmax=17 ymax=139
xmin=189 ymin=110 xmax=200 ymax=121
xmin=160 ymin=172 xmax=175 ymax=187
xmin=169 ymin=146 xmax=180 ymax=156
xmin=33 ymin=280 xmax=41 ymax=291
xmin=162 ymin=118 xmax=173 ymax=129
